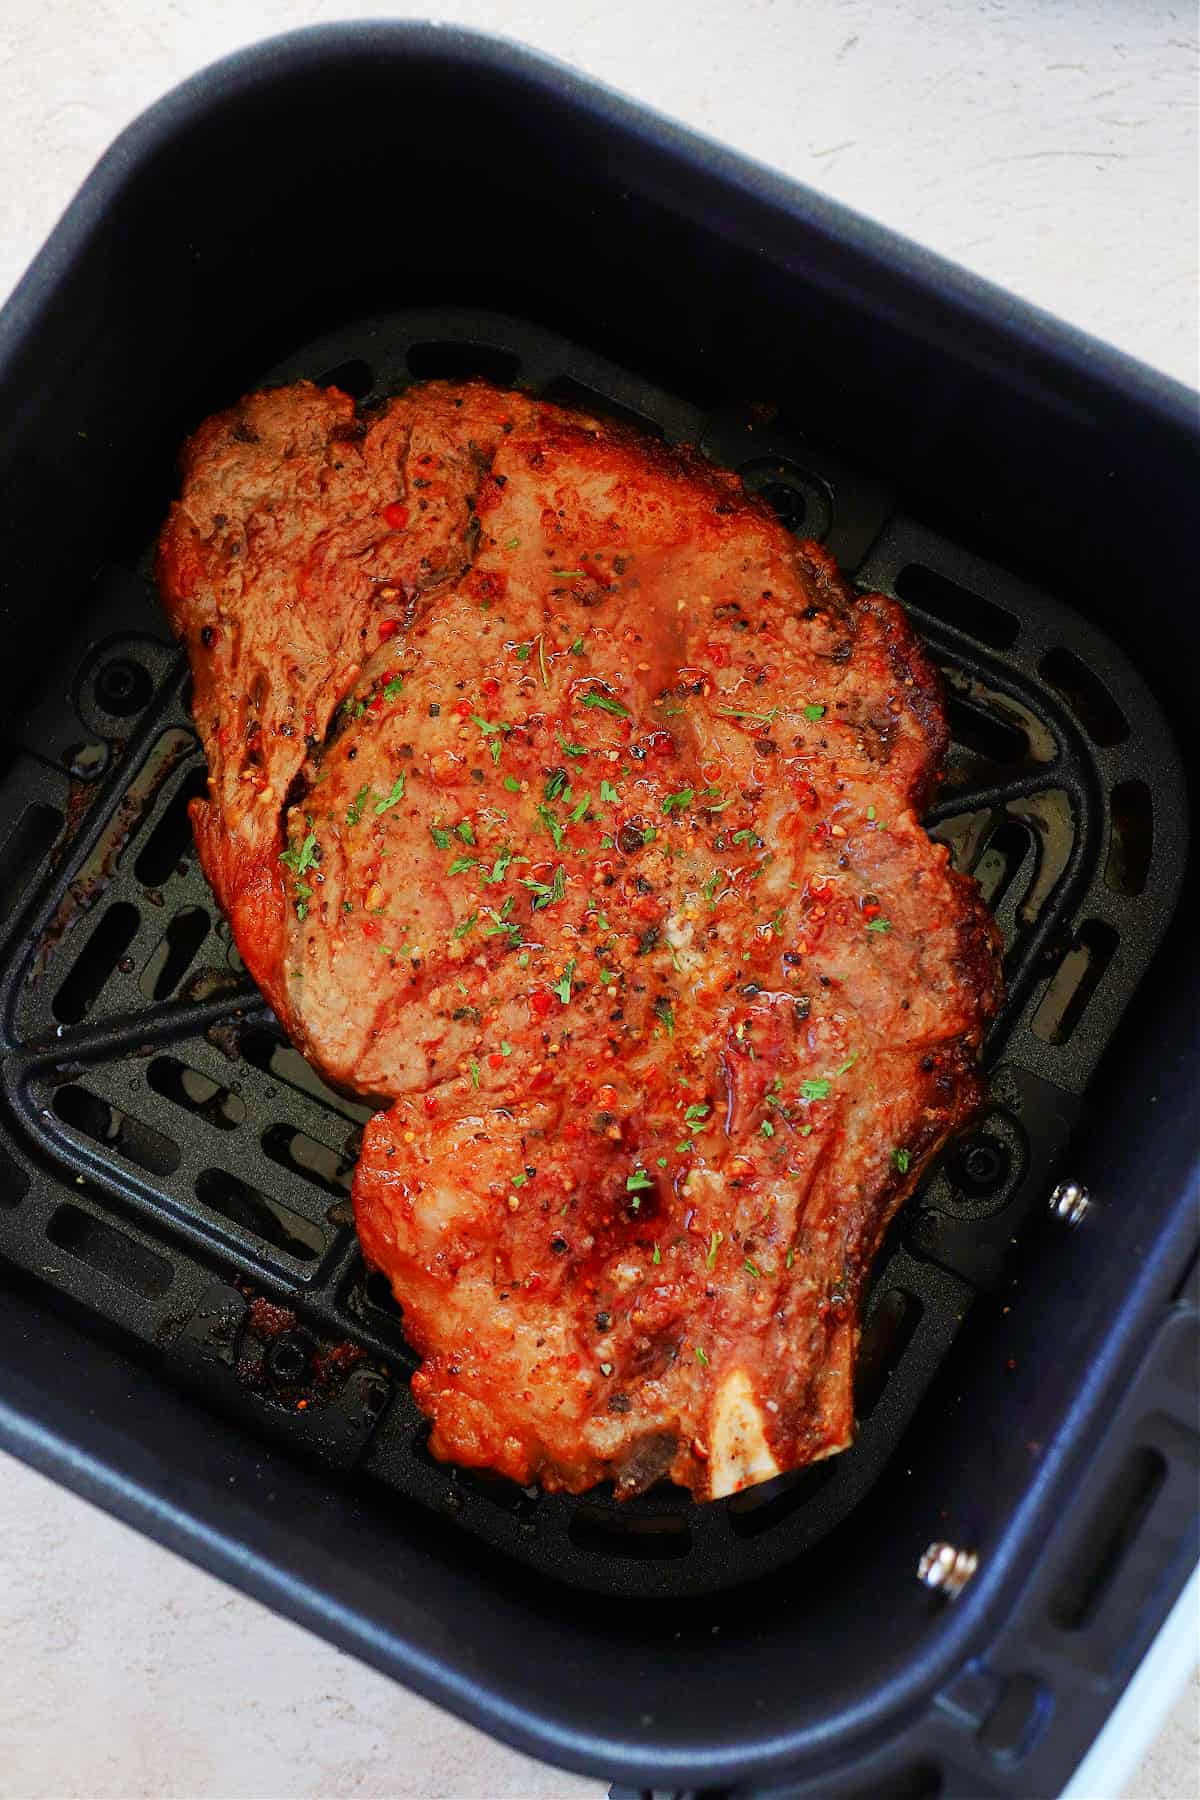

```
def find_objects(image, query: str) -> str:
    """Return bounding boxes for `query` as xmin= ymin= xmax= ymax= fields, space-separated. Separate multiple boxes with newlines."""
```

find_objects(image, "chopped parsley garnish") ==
xmin=452 ymin=913 xmax=477 ymax=939
xmin=744 ymin=1258 xmax=762 ymax=1278
xmin=684 ymin=1103 xmax=710 ymax=1125
xmin=469 ymin=1059 xmax=481 ymax=1089
xmin=552 ymin=960 xmax=575 ymax=1004
xmin=893 ymin=1147 xmax=911 ymax=1174
xmin=706 ymin=1229 xmax=723 ymax=1270
xmin=866 ymin=917 xmax=892 ymax=932
xmin=499 ymin=1040 xmax=514 ymax=1056
xmin=280 ymin=830 xmax=318 ymax=875
xmin=661 ymin=787 xmax=694 ymax=815
xmin=456 ymin=819 xmax=475 ymax=845
xmin=600 ymin=779 xmax=619 ymax=804
xmin=760 ymin=1120 xmax=775 ymax=1138
xmin=482 ymin=849 xmax=518 ymax=884
xmin=346 ymin=785 xmax=369 ymax=826
xmin=470 ymin=714 xmax=502 ymax=735
xmin=569 ymin=636 xmax=585 ymax=655
xmin=717 ymin=706 xmax=779 ymax=726
xmin=803 ymin=703 xmax=826 ymax=721
xmin=731 ymin=829 xmax=756 ymax=845
xmin=800 ymin=1078 xmax=832 ymax=1102
xmin=503 ymin=775 xmax=521 ymax=793
xmin=510 ymin=1171 xmax=529 ymax=1189
xmin=581 ymin=690 xmax=631 ymax=718
xmin=552 ymin=568 xmax=581 ymax=579
xmin=626 ymin=1168 xmax=653 ymax=1193
xmin=569 ymin=795 xmax=590 ymax=822
xmin=430 ymin=823 xmax=452 ymax=849
xmin=836 ymin=1051 xmax=859 ymax=1075
xmin=702 ymin=870 xmax=721 ymax=907
xmin=694 ymin=1345 xmax=709 ymax=1366
xmin=523 ymin=865 xmax=567 ymax=910
xmin=374 ymin=775 xmax=406 ymax=814
xmin=654 ymin=997 xmax=675 ymax=1038
xmin=536 ymin=804 xmax=565 ymax=850
xmin=653 ymin=1243 xmax=662 ymax=1265
xmin=544 ymin=769 xmax=568 ymax=802
xmin=514 ymin=642 xmax=532 ymax=661
xmin=557 ymin=731 xmax=587 ymax=758
xmin=447 ymin=856 xmax=476 ymax=875
xmin=383 ymin=676 xmax=404 ymax=699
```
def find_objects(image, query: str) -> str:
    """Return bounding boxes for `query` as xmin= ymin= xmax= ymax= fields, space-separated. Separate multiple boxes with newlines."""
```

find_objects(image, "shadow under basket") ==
xmin=0 ymin=26 xmax=1196 ymax=1800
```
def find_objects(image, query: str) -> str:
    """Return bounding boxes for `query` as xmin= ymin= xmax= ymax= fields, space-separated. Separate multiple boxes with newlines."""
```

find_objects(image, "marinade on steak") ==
xmin=158 ymin=379 xmax=1002 ymax=1501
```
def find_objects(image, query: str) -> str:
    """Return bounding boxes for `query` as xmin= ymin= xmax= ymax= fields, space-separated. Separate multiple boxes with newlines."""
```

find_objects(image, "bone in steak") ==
xmin=157 ymin=379 xmax=1002 ymax=1500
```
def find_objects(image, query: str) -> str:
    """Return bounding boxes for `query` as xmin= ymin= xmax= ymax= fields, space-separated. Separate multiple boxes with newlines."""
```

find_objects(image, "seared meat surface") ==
xmin=159 ymin=379 xmax=1001 ymax=1501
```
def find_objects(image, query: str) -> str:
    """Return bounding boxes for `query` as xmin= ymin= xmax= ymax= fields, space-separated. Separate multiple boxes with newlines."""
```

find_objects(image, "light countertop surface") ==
xmin=1 ymin=3 xmax=1196 ymax=1796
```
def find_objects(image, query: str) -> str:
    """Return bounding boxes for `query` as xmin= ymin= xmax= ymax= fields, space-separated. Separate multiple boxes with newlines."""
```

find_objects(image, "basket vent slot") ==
xmin=1105 ymin=780 xmax=1153 ymax=895
xmin=1031 ymin=921 xmax=1118 ymax=1045
xmin=407 ymin=342 xmax=520 ymax=386
xmin=53 ymin=1084 xmax=181 ymax=1177
xmin=46 ymin=1203 xmax=172 ymax=1299
xmin=139 ymin=907 xmax=209 ymax=1000
xmin=53 ymin=902 xmax=140 ymax=1023
xmin=1050 ymin=1445 xmax=1166 ymax=1630
xmin=133 ymin=768 xmax=208 ymax=886
xmin=146 ymin=1056 xmax=245 ymax=1130
xmin=195 ymin=1167 xmax=325 ymax=1262
xmin=1040 ymin=647 xmax=1129 ymax=746
xmin=895 ymin=564 xmax=1018 ymax=648
xmin=261 ymin=1123 xmax=355 ymax=1197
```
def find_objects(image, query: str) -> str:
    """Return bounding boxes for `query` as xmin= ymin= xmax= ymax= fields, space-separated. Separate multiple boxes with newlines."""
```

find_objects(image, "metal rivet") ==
xmin=1049 ymin=1180 xmax=1092 ymax=1227
xmin=918 ymin=1541 xmax=978 ymax=1598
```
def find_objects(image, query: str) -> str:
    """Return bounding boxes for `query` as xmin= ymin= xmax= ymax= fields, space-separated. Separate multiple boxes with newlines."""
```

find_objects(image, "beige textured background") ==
xmin=0 ymin=3 xmax=1196 ymax=1797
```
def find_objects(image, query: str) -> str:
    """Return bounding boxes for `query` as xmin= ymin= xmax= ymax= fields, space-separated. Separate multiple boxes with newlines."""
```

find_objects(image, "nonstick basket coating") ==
xmin=0 ymin=307 xmax=1184 ymax=1601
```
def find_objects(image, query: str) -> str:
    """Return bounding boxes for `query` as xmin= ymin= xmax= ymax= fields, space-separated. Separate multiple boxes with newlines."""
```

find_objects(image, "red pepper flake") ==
xmin=481 ymin=676 xmax=501 ymax=698
xmin=422 ymin=1094 xmax=438 ymax=1115
xmin=487 ymin=1052 xmax=505 ymax=1070
xmin=361 ymin=919 xmax=381 ymax=940
xmin=529 ymin=987 xmax=556 ymax=1019
xmin=377 ymin=619 xmax=399 ymax=640
xmin=382 ymin=502 xmax=409 ymax=530
xmin=453 ymin=699 xmax=473 ymax=718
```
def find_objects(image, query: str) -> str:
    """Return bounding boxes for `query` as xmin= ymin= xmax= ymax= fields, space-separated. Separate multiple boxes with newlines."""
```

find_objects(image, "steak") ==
xmin=158 ymin=379 xmax=1002 ymax=1501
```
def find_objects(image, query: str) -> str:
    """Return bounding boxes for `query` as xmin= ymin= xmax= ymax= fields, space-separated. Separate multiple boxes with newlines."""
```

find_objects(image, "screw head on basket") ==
xmin=1049 ymin=1180 xmax=1092 ymax=1227
xmin=918 ymin=1541 xmax=978 ymax=1598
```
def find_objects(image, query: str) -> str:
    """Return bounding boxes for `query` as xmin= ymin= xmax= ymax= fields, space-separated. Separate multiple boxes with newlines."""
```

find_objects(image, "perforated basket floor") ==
xmin=0 ymin=311 xmax=1185 ymax=1597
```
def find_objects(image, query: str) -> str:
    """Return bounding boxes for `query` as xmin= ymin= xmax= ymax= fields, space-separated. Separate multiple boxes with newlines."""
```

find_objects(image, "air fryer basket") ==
xmin=0 ymin=27 xmax=1196 ymax=1800
xmin=0 ymin=303 xmax=1185 ymax=1600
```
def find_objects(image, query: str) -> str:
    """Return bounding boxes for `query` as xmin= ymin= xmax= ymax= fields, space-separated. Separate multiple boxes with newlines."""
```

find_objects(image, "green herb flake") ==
xmin=867 ymin=804 xmax=876 ymax=821
xmin=374 ymin=775 xmax=406 ymax=815
xmin=346 ymin=785 xmax=369 ymax=826
xmin=695 ymin=1345 xmax=709 ymax=1367
xmin=580 ymin=690 xmax=630 ymax=718
xmin=717 ymin=705 xmax=779 ymax=726
xmin=452 ymin=913 xmax=478 ymax=940
xmin=383 ymin=676 xmax=404 ymax=700
xmin=510 ymin=1172 xmax=528 ymax=1189
xmin=557 ymin=732 xmax=587 ymax=758
xmin=702 ymin=870 xmax=721 ymax=907
xmin=661 ymin=787 xmax=694 ymax=816
xmin=447 ymin=856 xmax=475 ymax=876
xmin=744 ymin=1258 xmax=762 ymax=1278
xmin=893 ymin=1147 xmax=911 ymax=1174
xmin=786 ymin=1246 xmax=795 ymax=1270
xmin=654 ymin=997 xmax=675 ymax=1038
xmin=600 ymin=779 xmax=619 ymax=804
xmin=570 ymin=795 xmax=590 ymax=823
xmin=836 ymin=1051 xmax=859 ymax=1076
xmin=626 ymin=1168 xmax=653 ymax=1193
xmin=803 ymin=703 xmax=826 ymax=722
xmin=760 ymin=1119 xmax=775 ymax=1138
xmin=684 ymin=1103 xmax=710 ymax=1125
xmin=800 ymin=1078 xmax=832 ymax=1102
xmin=430 ymin=823 xmax=452 ymax=850
xmin=866 ymin=917 xmax=892 ymax=933
xmin=503 ymin=775 xmax=521 ymax=793
xmin=500 ymin=1040 xmax=514 ymax=1057
xmin=552 ymin=960 xmax=575 ymax=1004
xmin=457 ymin=819 xmax=475 ymax=845
xmin=706 ymin=1228 xmax=723 ymax=1271
xmin=653 ymin=1243 xmax=662 ymax=1265
xmin=732 ymin=828 xmax=757 ymax=846
xmin=280 ymin=830 xmax=319 ymax=876
xmin=537 ymin=804 xmax=565 ymax=850
xmin=569 ymin=636 xmax=585 ymax=655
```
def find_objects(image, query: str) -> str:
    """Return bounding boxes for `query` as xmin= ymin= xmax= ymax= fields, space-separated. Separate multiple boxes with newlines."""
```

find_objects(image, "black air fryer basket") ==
xmin=0 ymin=28 xmax=1196 ymax=1800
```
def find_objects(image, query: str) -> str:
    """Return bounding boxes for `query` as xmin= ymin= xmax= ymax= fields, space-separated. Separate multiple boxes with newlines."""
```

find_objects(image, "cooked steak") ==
xmin=158 ymin=379 xmax=1001 ymax=1501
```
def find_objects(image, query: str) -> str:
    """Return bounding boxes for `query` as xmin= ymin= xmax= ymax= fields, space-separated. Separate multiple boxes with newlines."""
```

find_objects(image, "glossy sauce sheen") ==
xmin=158 ymin=380 xmax=1002 ymax=1501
